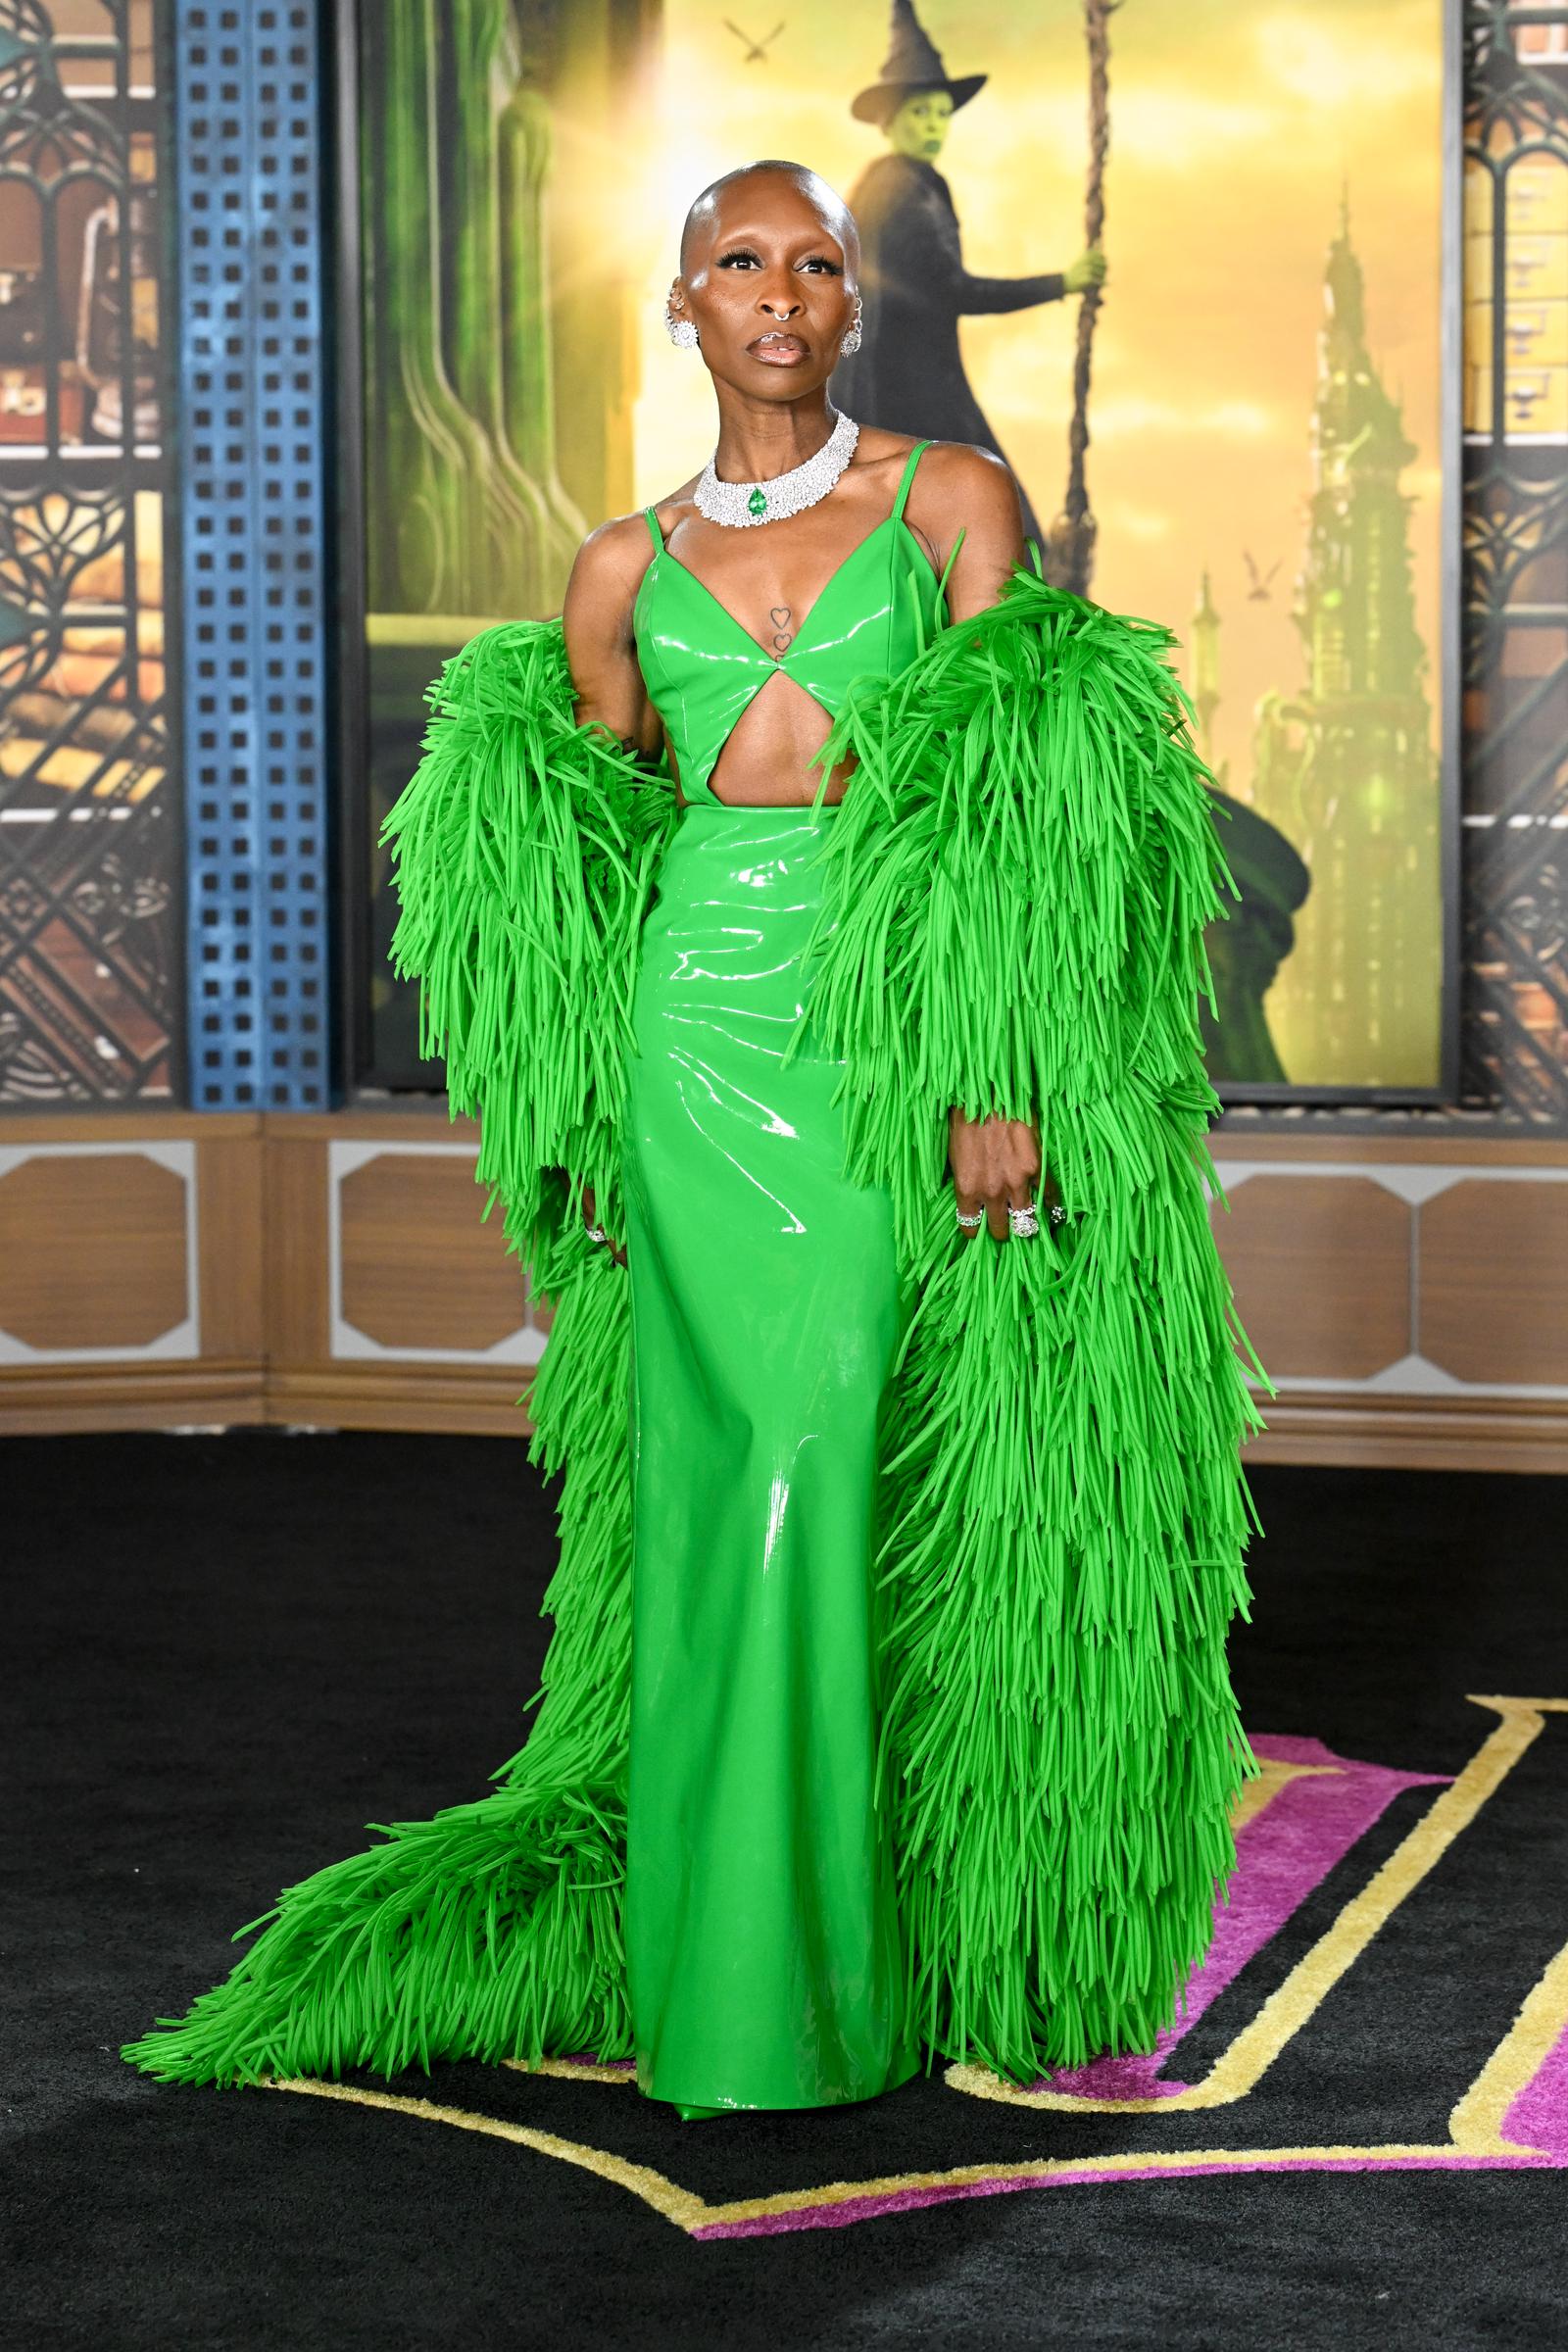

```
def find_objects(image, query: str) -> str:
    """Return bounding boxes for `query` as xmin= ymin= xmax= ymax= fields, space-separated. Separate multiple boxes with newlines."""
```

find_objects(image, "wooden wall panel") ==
xmin=0 ymin=1117 xmax=262 ymax=1432
xmin=337 ymin=1152 xmax=527 ymax=1352
xmin=0 ymin=1110 xmax=1566 ymax=1467
xmin=263 ymin=1134 xmax=330 ymax=1368
xmin=259 ymin=1118 xmax=537 ymax=1436
xmin=1420 ymin=1179 xmax=1568 ymax=1386
xmin=196 ymin=1135 xmax=265 ymax=1360
xmin=0 ymin=1152 xmax=187 ymax=1350
xmin=1210 ymin=1174 xmax=1412 ymax=1381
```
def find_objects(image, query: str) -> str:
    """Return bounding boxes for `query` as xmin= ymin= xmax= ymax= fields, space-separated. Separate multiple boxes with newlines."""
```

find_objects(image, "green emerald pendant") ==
xmin=747 ymin=488 xmax=768 ymax=518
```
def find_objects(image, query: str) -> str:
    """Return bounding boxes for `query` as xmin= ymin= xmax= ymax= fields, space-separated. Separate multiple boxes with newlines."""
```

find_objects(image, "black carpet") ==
xmin=5 ymin=1431 xmax=1566 ymax=2350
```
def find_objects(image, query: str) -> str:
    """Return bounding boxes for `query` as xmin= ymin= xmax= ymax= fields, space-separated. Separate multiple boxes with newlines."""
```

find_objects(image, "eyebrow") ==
xmin=711 ymin=226 xmax=846 ymax=257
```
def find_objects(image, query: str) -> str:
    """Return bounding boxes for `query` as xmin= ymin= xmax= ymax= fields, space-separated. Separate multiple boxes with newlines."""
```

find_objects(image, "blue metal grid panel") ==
xmin=175 ymin=0 xmax=329 ymax=1108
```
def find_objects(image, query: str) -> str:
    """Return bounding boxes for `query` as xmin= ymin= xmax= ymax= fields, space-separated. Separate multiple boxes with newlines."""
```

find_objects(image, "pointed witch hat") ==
xmin=850 ymin=0 xmax=988 ymax=127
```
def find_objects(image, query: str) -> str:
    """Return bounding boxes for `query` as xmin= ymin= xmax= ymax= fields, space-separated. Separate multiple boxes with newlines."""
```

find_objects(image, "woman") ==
xmin=830 ymin=0 xmax=1106 ymax=558
xmin=126 ymin=160 xmax=1269 ymax=2118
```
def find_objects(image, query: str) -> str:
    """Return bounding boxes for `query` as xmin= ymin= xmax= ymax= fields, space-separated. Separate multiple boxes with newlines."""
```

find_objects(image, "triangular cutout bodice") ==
xmin=633 ymin=440 xmax=947 ymax=804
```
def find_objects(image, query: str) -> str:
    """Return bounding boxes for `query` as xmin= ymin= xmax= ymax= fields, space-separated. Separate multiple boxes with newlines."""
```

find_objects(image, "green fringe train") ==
xmin=123 ymin=570 xmax=1273 ymax=2090
xmin=124 ymin=622 xmax=651 ymax=2086
xmin=795 ymin=564 xmax=1274 ymax=2071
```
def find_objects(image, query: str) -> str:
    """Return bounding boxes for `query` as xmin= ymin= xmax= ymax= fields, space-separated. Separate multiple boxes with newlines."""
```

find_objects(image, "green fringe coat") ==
xmin=124 ymin=564 xmax=1272 ymax=2090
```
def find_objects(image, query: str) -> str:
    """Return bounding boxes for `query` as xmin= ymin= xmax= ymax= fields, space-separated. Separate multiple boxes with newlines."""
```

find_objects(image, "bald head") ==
xmin=679 ymin=160 xmax=858 ymax=278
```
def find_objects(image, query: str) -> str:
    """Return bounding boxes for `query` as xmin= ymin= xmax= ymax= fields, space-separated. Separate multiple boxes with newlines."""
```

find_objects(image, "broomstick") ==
xmin=1045 ymin=0 xmax=1117 ymax=598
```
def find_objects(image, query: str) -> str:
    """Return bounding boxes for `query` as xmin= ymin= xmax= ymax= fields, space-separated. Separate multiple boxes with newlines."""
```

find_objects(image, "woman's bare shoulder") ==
xmin=908 ymin=438 xmax=1022 ymax=519
xmin=901 ymin=441 xmax=1027 ymax=600
xmin=564 ymin=500 xmax=677 ymax=643
xmin=567 ymin=477 xmax=704 ymax=594
xmin=903 ymin=440 xmax=1027 ymax=578
xmin=570 ymin=509 xmax=656 ymax=591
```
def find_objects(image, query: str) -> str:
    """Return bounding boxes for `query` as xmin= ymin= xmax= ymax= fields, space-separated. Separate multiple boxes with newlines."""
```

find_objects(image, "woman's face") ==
xmin=672 ymin=177 xmax=857 ymax=397
xmin=887 ymin=90 xmax=953 ymax=160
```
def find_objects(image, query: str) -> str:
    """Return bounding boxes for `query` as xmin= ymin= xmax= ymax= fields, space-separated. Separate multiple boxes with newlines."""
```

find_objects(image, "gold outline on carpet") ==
xmin=949 ymin=1696 xmax=1568 ymax=2113
xmin=264 ymin=2081 xmax=1553 ymax=2237
xmin=263 ymin=1692 xmax=1568 ymax=2236
xmin=267 ymin=2078 xmax=710 ymax=2230
xmin=504 ymin=2055 xmax=635 ymax=2087
xmin=1450 ymin=1932 xmax=1568 ymax=2156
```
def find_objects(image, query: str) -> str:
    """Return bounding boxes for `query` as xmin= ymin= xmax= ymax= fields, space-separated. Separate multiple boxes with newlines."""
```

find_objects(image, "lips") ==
xmin=750 ymin=333 xmax=808 ymax=366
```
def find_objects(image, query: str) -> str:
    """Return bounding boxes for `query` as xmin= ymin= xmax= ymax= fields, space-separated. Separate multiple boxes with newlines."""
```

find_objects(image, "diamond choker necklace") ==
xmin=695 ymin=410 xmax=860 ymax=528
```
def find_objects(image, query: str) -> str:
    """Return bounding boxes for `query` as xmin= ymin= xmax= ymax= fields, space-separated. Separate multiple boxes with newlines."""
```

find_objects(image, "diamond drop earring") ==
xmin=664 ymin=297 xmax=698 ymax=351
xmin=840 ymin=297 xmax=863 ymax=358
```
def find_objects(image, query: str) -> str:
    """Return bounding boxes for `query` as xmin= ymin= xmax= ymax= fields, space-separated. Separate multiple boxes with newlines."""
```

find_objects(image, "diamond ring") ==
xmin=1007 ymin=1202 xmax=1041 ymax=1240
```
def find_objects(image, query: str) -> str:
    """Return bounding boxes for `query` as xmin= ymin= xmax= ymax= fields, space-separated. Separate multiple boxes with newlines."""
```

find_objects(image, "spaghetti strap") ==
xmin=891 ymin=440 xmax=931 ymax=523
xmin=642 ymin=507 xmax=664 ymax=555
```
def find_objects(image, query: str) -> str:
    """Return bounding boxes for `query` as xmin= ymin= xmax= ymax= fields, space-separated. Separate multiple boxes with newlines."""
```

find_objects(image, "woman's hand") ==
xmin=579 ymin=1184 xmax=626 ymax=1268
xmin=949 ymin=1109 xmax=1058 ymax=1243
xmin=1063 ymin=245 xmax=1108 ymax=295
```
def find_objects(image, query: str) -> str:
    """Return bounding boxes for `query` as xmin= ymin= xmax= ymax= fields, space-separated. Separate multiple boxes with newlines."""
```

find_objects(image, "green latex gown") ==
xmin=622 ymin=806 xmax=913 ymax=2111
xmin=623 ymin=444 xmax=942 ymax=2109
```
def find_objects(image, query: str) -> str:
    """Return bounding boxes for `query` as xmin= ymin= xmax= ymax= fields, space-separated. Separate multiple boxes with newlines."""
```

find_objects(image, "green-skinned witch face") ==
xmin=886 ymin=88 xmax=954 ymax=159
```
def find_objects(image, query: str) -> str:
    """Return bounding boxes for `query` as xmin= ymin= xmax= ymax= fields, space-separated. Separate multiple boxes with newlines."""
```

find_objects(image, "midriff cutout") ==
xmin=699 ymin=667 xmax=849 ymax=808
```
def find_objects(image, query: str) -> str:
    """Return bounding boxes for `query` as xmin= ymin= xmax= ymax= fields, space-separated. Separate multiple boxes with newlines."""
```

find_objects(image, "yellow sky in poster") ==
xmin=624 ymin=0 xmax=1446 ymax=800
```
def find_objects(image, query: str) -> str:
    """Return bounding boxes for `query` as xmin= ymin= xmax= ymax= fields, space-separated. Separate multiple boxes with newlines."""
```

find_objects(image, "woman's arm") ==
xmin=561 ymin=516 xmax=663 ymax=760
xmin=909 ymin=446 xmax=1060 ymax=1244
xmin=883 ymin=185 xmax=1068 ymax=318
xmin=915 ymin=441 xmax=1026 ymax=624
xmin=560 ymin=518 xmax=664 ymax=1263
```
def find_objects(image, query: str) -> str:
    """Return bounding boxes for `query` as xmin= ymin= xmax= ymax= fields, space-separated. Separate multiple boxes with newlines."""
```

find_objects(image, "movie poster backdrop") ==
xmin=342 ymin=0 xmax=1456 ymax=1104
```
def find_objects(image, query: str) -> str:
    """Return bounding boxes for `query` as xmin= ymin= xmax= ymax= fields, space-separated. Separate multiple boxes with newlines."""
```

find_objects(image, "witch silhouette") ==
xmin=831 ymin=0 xmax=1104 ymax=555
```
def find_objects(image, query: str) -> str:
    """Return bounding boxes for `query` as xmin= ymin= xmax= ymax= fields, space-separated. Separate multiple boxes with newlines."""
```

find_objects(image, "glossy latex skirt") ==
xmin=620 ymin=801 xmax=919 ymax=2113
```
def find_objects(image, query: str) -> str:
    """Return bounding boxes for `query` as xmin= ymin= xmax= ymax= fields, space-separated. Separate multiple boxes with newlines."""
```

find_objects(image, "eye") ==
xmin=716 ymin=248 xmax=760 ymax=268
xmin=801 ymin=257 xmax=843 ymax=274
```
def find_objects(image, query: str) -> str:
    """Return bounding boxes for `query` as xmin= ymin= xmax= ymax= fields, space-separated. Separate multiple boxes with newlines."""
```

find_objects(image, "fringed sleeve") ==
xmin=798 ymin=564 xmax=1277 ymax=2082
xmin=121 ymin=620 xmax=668 ymax=2087
xmin=379 ymin=615 xmax=675 ymax=1288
